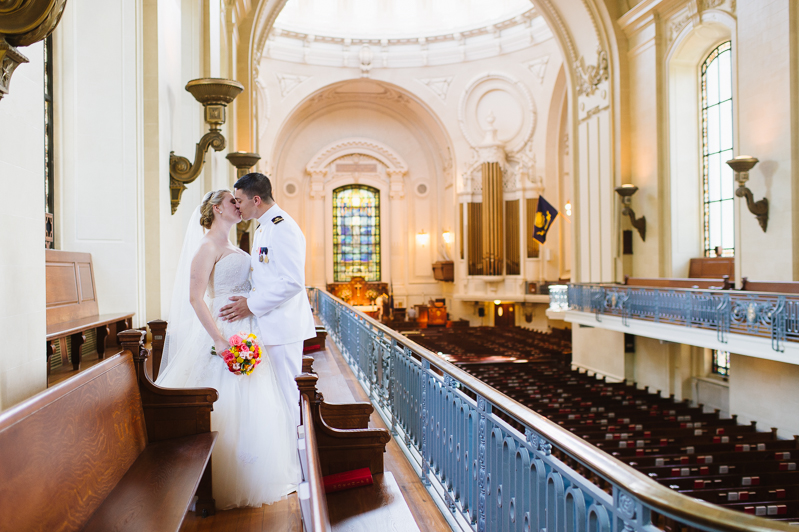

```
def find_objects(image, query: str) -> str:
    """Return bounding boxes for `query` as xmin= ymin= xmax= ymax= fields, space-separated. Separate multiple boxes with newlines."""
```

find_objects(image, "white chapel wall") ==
xmin=0 ymin=41 xmax=47 ymax=408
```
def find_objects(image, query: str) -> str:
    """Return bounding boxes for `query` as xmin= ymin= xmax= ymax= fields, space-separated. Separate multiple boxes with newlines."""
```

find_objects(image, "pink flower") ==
xmin=229 ymin=334 xmax=243 ymax=346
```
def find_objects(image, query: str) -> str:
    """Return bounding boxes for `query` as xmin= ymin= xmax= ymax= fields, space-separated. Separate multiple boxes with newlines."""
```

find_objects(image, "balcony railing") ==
xmin=308 ymin=287 xmax=792 ymax=532
xmin=566 ymin=284 xmax=799 ymax=353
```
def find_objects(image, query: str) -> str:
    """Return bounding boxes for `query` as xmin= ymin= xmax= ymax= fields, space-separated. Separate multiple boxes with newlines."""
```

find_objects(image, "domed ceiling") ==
xmin=274 ymin=0 xmax=533 ymax=38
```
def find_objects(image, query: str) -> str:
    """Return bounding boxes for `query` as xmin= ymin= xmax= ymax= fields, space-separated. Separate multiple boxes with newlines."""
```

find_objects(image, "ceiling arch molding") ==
xmin=233 ymin=0 xmax=620 ymax=150
xmin=306 ymin=137 xmax=409 ymax=177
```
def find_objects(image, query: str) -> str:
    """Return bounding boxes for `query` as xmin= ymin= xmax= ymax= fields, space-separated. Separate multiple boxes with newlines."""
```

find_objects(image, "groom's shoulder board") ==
xmin=271 ymin=216 xmax=284 ymax=225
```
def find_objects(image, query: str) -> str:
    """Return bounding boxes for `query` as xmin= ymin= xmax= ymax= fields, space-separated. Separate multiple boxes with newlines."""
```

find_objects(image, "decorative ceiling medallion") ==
xmin=458 ymin=72 xmax=536 ymax=154
xmin=526 ymin=56 xmax=549 ymax=84
xmin=417 ymin=77 xmax=454 ymax=101
xmin=275 ymin=72 xmax=310 ymax=97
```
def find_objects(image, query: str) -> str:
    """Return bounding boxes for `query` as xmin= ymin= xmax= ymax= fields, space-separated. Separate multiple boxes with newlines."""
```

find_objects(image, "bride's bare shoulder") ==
xmin=193 ymin=235 xmax=224 ymax=261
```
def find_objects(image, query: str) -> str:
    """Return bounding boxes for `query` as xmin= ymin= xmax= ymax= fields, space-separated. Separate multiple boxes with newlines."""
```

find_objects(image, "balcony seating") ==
xmin=408 ymin=325 xmax=799 ymax=524
xmin=624 ymin=274 xmax=732 ymax=290
xmin=741 ymin=278 xmax=799 ymax=294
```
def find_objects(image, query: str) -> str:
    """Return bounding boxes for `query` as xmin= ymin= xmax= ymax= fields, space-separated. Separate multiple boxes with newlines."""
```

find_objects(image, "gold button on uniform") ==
xmin=250 ymin=267 xmax=253 ymax=271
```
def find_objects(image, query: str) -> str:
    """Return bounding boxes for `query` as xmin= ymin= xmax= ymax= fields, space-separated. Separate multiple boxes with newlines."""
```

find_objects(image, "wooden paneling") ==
xmin=78 ymin=262 xmax=95 ymax=301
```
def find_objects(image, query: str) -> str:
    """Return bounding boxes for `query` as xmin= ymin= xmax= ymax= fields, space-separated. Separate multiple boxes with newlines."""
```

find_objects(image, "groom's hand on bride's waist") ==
xmin=219 ymin=296 xmax=253 ymax=321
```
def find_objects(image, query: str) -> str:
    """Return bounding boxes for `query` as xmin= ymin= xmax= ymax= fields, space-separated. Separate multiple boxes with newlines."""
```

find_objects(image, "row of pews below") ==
xmin=408 ymin=327 xmax=799 ymax=525
xmin=405 ymin=326 xmax=572 ymax=365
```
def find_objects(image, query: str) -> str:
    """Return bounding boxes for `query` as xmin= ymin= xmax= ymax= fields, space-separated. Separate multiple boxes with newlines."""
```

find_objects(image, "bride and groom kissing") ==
xmin=156 ymin=172 xmax=315 ymax=509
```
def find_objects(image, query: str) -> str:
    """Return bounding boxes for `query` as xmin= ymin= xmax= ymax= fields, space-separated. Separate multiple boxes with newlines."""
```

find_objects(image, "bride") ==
xmin=156 ymin=189 xmax=299 ymax=509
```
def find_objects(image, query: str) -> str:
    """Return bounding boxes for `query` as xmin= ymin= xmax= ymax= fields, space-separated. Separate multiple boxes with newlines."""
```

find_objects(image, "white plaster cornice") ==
xmin=305 ymin=137 xmax=409 ymax=176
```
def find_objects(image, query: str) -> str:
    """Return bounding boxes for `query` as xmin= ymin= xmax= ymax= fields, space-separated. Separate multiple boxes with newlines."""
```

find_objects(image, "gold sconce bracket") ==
xmin=726 ymin=156 xmax=768 ymax=232
xmin=615 ymin=185 xmax=646 ymax=242
xmin=0 ymin=0 xmax=68 ymax=101
xmin=169 ymin=78 xmax=243 ymax=215
xmin=225 ymin=151 xmax=262 ymax=247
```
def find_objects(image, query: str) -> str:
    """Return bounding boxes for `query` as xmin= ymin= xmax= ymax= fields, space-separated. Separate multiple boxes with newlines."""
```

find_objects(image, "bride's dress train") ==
xmin=156 ymin=252 xmax=299 ymax=509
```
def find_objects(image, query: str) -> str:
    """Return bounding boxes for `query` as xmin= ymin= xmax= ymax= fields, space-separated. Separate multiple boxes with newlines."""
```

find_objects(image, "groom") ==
xmin=220 ymin=172 xmax=316 ymax=427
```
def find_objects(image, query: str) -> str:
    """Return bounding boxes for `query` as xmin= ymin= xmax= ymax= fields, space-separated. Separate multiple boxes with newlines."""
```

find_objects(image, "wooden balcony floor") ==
xmin=180 ymin=337 xmax=451 ymax=532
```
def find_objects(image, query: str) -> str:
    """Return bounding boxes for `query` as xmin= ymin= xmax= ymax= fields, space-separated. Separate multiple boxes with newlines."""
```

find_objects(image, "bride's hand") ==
xmin=213 ymin=338 xmax=230 ymax=355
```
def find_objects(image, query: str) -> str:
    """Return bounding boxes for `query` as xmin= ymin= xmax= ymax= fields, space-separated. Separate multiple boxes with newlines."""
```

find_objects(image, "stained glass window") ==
xmin=44 ymin=35 xmax=55 ymax=249
xmin=712 ymin=349 xmax=730 ymax=377
xmin=333 ymin=185 xmax=381 ymax=281
xmin=701 ymin=41 xmax=734 ymax=257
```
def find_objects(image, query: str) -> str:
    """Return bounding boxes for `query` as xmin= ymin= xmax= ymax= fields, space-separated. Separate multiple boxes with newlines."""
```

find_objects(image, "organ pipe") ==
xmin=505 ymin=199 xmax=520 ymax=275
xmin=468 ymin=202 xmax=483 ymax=275
xmin=481 ymin=162 xmax=504 ymax=275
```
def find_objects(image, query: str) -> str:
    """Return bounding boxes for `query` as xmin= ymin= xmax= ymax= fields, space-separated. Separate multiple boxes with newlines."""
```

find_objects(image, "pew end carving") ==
xmin=296 ymin=357 xmax=391 ymax=476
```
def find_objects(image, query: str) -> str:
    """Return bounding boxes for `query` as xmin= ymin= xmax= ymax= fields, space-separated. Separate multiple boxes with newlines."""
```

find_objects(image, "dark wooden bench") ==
xmin=0 ymin=329 xmax=219 ymax=531
xmin=624 ymin=275 xmax=732 ymax=290
xmin=689 ymin=257 xmax=735 ymax=279
xmin=304 ymin=325 xmax=329 ymax=354
xmin=46 ymin=249 xmax=134 ymax=385
xmin=295 ymin=358 xmax=420 ymax=532
xmin=741 ymin=278 xmax=799 ymax=294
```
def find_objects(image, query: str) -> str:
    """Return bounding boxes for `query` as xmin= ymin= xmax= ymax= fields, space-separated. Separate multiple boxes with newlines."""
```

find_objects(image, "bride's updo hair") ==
xmin=199 ymin=189 xmax=231 ymax=229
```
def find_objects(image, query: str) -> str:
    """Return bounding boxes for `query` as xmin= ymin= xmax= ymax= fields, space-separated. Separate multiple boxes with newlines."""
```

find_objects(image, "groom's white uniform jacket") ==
xmin=246 ymin=204 xmax=315 ymax=346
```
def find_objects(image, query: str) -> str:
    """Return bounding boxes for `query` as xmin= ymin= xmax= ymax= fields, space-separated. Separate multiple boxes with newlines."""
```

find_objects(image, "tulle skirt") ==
xmin=156 ymin=296 xmax=300 ymax=509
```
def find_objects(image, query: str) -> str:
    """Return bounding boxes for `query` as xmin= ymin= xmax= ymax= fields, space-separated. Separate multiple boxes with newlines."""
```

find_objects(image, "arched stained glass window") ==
xmin=701 ymin=41 xmax=734 ymax=257
xmin=333 ymin=185 xmax=381 ymax=281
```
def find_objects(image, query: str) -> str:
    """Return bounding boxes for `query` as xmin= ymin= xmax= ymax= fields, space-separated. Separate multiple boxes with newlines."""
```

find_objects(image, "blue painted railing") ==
xmin=567 ymin=284 xmax=799 ymax=352
xmin=308 ymin=288 xmax=790 ymax=532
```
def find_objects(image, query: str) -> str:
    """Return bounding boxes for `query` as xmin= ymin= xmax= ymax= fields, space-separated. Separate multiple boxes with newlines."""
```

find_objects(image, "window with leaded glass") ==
xmin=333 ymin=185 xmax=381 ymax=282
xmin=701 ymin=41 xmax=734 ymax=257
xmin=712 ymin=349 xmax=730 ymax=377
xmin=44 ymin=34 xmax=55 ymax=249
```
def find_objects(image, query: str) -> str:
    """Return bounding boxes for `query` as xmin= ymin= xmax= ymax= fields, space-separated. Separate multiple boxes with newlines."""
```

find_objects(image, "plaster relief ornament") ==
xmin=417 ymin=77 xmax=454 ymax=101
xmin=275 ymin=72 xmax=310 ymax=97
xmin=574 ymin=47 xmax=609 ymax=96
xmin=526 ymin=56 xmax=550 ymax=84
xmin=359 ymin=45 xmax=373 ymax=78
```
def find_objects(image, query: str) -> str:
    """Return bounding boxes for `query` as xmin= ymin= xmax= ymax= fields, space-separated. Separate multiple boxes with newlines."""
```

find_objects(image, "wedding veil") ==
xmin=157 ymin=194 xmax=212 ymax=383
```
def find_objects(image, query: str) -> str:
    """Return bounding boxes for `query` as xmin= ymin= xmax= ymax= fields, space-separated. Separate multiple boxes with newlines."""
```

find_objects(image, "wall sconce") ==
xmin=614 ymin=184 xmax=646 ymax=242
xmin=226 ymin=152 xmax=261 ymax=247
xmin=226 ymin=152 xmax=261 ymax=179
xmin=564 ymin=200 xmax=572 ymax=217
xmin=442 ymin=231 xmax=454 ymax=244
xmin=726 ymin=155 xmax=768 ymax=232
xmin=170 ymin=78 xmax=244 ymax=214
xmin=493 ymin=299 xmax=501 ymax=305
xmin=416 ymin=231 xmax=430 ymax=246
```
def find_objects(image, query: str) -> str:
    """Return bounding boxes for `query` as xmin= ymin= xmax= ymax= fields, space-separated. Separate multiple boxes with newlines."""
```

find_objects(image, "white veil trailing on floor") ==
xmin=157 ymin=193 xmax=212 ymax=383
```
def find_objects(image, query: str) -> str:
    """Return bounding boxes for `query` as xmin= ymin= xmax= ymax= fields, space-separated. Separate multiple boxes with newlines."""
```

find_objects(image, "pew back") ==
xmin=741 ymin=278 xmax=799 ymax=294
xmin=689 ymin=257 xmax=734 ymax=279
xmin=46 ymin=249 xmax=99 ymax=325
xmin=625 ymin=275 xmax=731 ymax=290
xmin=0 ymin=354 xmax=147 ymax=532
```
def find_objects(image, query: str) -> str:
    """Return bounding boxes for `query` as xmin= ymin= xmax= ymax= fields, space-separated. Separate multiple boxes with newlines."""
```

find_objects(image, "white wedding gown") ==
xmin=156 ymin=251 xmax=300 ymax=509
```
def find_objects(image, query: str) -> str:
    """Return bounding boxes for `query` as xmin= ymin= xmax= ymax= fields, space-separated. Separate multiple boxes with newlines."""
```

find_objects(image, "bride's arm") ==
xmin=190 ymin=242 xmax=228 ymax=353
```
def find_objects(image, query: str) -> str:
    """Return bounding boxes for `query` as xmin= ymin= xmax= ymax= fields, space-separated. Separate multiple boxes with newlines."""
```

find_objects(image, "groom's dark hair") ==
xmin=235 ymin=172 xmax=274 ymax=202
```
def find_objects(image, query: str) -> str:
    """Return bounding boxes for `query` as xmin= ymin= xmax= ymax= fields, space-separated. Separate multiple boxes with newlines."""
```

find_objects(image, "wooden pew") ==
xmin=741 ymin=278 xmax=799 ymax=294
xmin=624 ymin=275 xmax=732 ymax=290
xmin=295 ymin=358 xmax=420 ymax=532
xmin=46 ymin=249 xmax=134 ymax=384
xmin=689 ymin=257 xmax=734 ymax=279
xmin=0 ymin=329 xmax=218 ymax=531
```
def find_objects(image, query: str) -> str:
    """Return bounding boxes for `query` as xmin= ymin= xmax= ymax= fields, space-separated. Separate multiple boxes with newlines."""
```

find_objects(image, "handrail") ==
xmin=567 ymin=283 xmax=799 ymax=352
xmin=311 ymin=287 xmax=795 ymax=532
xmin=299 ymin=392 xmax=332 ymax=532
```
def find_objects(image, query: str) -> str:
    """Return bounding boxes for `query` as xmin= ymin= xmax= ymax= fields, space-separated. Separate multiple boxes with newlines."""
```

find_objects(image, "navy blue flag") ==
xmin=532 ymin=195 xmax=558 ymax=244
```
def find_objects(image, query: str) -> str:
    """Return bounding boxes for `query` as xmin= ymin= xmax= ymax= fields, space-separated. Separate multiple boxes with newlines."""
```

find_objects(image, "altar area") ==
xmin=326 ymin=277 xmax=389 ymax=319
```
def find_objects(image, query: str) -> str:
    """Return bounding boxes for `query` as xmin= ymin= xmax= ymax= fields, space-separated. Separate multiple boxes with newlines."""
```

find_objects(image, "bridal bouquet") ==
xmin=212 ymin=332 xmax=263 ymax=375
